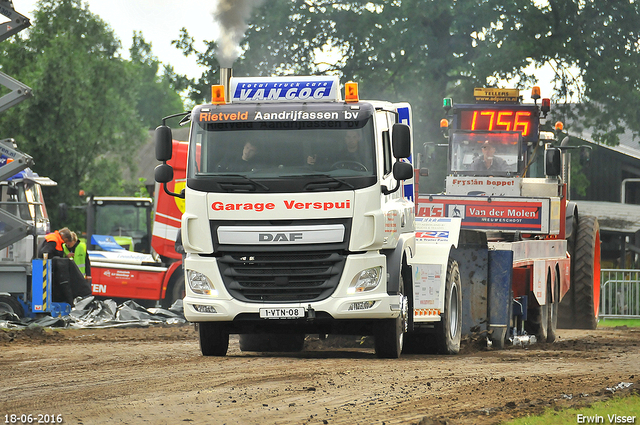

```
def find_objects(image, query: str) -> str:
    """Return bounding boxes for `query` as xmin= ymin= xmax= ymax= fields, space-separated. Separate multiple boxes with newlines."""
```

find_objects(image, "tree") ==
xmin=0 ymin=0 xmax=185 ymax=230
xmin=128 ymin=32 xmax=187 ymax=128
xmin=483 ymin=0 xmax=640 ymax=145
xmin=175 ymin=0 xmax=640 ymax=147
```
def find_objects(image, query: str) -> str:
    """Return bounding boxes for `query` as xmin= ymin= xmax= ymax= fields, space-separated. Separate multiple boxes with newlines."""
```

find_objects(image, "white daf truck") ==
xmin=155 ymin=72 xmax=421 ymax=358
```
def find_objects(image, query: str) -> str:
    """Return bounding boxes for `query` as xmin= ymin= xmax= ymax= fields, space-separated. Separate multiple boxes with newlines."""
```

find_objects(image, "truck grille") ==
xmin=218 ymin=252 xmax=345 ymax=303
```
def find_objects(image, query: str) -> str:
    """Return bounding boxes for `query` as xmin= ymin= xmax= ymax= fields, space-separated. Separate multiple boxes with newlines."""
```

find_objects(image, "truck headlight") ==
xmin=347 ymin=266 xmax=382 ymax=294
xmin=187 ymin=270 xmax=218 ymax=296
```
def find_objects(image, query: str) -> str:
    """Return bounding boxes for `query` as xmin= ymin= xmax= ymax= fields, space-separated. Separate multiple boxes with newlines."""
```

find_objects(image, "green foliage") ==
xmin=0 ymin=0 xmax=144 ymax=229
xmin=0 ymin=0 xmax=185 ymax=231
xmin=128 ymin=32 xmax=186 ymax=128
xmin=569 ymin=147 xmax=589 ymax=198
xmin=522 ymin=0 xmax=640 ymax=144
xmin=174 ymin=0 xmax=640 ymax=148
xmin=125 ymin=177 xmax=151 ymax=198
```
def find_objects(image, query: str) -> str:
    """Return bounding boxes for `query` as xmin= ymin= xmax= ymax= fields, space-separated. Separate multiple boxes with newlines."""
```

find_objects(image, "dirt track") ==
xmin=1 ymin=325 xmax=638 ymax=425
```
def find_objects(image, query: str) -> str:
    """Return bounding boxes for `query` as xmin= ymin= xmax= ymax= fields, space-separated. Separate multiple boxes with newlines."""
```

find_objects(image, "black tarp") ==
xmin=0 ymin=296 xmax=186 ymax=329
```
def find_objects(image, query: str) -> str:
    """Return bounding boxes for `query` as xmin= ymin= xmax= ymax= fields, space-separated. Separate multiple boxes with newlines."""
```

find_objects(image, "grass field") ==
xmin=598 ymin=318 xmax=640 ymax=328
xmin=503 ymin=395 xmax=640 ymax=424
xmin=503 ymin=318 xmax=640 ymax=424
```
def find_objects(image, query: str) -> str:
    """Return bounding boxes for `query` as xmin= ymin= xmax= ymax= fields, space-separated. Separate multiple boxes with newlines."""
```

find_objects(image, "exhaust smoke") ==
xmin=212 ymin=0 xmax=264 ymax=68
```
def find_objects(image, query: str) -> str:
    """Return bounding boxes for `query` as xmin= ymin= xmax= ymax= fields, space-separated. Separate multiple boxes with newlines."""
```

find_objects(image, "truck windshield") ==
xmin=94 ymin=202 xmax=151 ymax=252
xmin=449 ymin=131 xmax=522 ymax=176
xmin=0 ymin=181 xmax=50 ymax=235
xmin=187 ymin=104 xmax=377 ymax=192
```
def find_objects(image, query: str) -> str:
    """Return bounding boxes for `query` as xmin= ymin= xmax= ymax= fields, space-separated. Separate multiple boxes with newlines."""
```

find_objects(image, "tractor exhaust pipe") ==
xmin=219 ymin=67 xmax=232 ymax=101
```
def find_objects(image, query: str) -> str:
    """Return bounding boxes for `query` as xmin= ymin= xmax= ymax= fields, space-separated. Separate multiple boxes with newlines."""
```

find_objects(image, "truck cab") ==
xmin=156 ymin=75 xmax=415 ymax=357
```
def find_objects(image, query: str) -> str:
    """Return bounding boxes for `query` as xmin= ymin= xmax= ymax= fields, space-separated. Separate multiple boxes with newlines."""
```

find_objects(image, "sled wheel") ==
xmin=525 ymin=285 xmax=549 ymax=343
xmin=572 ymin=216 xmax=601 ymax=329
xmin=239 ymin=334 xmax=305 ymax=352
xmin=546 ymin=271 xmax=559 ymax=343
xmin=490 ymin=281 xmax=513 ymax=350
xmin=0 ymin=295 xmax=25 ymax=319
xmin=374 ymin=272 xmax=407 ymax=359
xmin=198 ymin=322 xmax=229 ymax=356
xmin=434 ymin=258 xmax=462 ymax=354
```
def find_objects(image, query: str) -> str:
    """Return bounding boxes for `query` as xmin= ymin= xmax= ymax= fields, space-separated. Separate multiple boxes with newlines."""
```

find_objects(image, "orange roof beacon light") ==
xmin=78 ymin=190 xmax=85 ymax=197
xmin=440 ymin=119 xmax=449 ymax=128
xmin=211 ymin=85 xmax=226 ymax=105
xmin=555 ymin=121 xmax=564 ymax=132
xmin=344 ymin=82 xmax=359 ymax=103
xmin=531 ymin=86 xmax=541 ymax=100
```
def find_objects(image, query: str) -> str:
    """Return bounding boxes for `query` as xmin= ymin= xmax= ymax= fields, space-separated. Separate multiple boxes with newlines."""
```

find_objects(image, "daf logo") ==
xmin=259 ymin=233 xmax=303 ymax=242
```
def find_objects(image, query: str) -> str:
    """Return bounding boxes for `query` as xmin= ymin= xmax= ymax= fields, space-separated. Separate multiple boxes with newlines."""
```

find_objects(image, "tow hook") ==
xmin=307 ymin=304 xmax=316 ymax=321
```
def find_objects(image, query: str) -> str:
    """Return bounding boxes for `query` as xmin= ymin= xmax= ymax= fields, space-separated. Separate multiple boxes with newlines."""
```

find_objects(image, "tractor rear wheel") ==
xmin=571 ymin=216 xmax=601 ymax=329
xmin=558 ymin=215 xmax=601 ymax=329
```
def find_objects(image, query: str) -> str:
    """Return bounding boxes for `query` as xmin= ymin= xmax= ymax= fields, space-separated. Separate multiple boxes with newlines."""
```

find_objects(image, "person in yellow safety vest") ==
xmin=63 ymin=231 xmax=91 ymax=281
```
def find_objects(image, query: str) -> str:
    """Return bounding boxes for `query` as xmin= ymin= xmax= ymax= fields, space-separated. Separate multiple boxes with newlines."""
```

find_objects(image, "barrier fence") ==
xmin=600 ymin=269 xmax=640 ymax=320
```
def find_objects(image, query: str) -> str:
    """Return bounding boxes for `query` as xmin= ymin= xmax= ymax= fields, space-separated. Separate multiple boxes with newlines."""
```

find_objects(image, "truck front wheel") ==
xmin=434 ymin=258 xmax=462 ymax=354
xmin=198 ymin=322 xmax=229 ymax=356
xmin=374 ymin=273 xmax=407 ymax=359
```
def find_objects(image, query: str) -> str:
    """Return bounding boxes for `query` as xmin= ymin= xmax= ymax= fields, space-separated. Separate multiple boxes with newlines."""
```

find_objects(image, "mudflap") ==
xmin=450 ymin=233 xmax=513 ymax=347
xmin=487 ymin=250 xmax=513 ymax=348
xmin=450 ymin=234 xmax=489 ymax=339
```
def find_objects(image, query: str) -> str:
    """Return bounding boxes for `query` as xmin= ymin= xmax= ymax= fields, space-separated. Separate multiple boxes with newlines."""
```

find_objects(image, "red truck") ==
xmin=86 ymin=141 xmax=188 ymax=308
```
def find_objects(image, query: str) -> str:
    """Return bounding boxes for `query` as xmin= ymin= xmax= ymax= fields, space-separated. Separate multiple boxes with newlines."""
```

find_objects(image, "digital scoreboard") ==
xmin=454 ymin=105 xmax=539 ymax=143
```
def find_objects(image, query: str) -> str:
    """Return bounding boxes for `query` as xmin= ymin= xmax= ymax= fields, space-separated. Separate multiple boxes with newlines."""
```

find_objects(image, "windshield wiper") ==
xmin=218 ymin=174 xmax=270 ymax=191
xmin=284 ymin=174 xmax=355 ymax=190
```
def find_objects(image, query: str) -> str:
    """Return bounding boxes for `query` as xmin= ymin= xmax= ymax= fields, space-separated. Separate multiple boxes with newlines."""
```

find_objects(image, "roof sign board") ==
xmin=474 ymin=88 xmax=520 ymax=103
xmin=229 ymin=76 xmax=341 ymax=103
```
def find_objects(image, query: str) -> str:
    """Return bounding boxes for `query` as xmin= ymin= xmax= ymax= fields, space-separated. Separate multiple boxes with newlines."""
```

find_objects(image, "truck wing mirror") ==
xmin=155 ymin=125 xmax=173 ymax=161
xmin=155 ymin=164 xmax=184 ymax=198
xmin=393 ymin=161 xmax=414 ymax=181
xmin=392 ymin=123 xmax=411 ymax=159
xmin=383 ymin=161 xmax=413 ymax=195
xmin=544 ymin=147 xmax=561 ymax=177
xmin=154 ymin=163 xmax=173 ymax=184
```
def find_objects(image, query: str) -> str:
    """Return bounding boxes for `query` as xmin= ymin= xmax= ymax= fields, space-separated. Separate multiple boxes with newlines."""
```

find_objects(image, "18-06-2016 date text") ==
xmin=5 ymin=414 xmax=63 ymax=424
